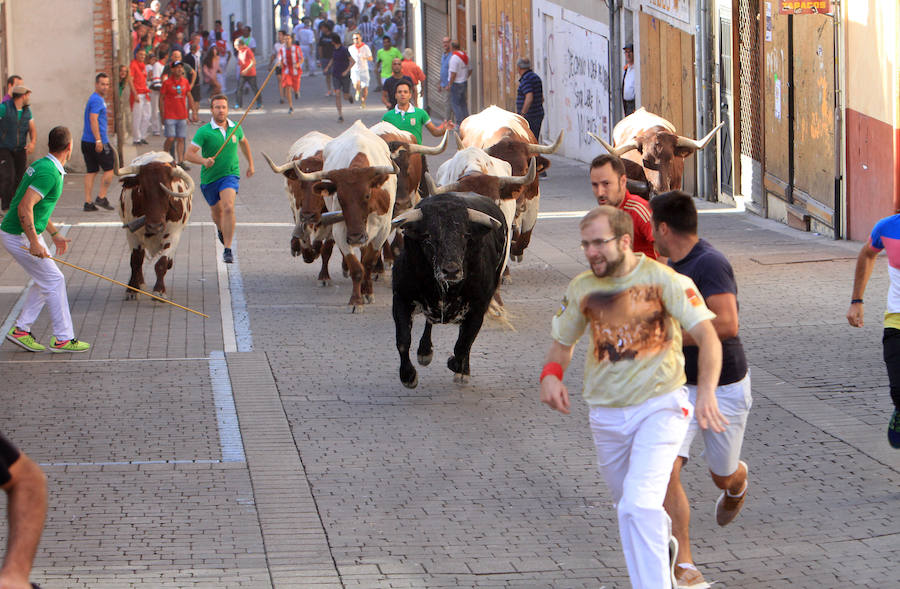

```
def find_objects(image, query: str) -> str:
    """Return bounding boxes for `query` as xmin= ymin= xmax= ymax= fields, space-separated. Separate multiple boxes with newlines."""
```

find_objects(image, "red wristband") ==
xmin=540 ymin=362 xmax=564 ymax=383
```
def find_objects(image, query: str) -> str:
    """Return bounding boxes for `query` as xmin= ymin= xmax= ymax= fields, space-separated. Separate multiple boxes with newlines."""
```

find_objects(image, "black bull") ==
xmin=391 ymin=193 xmax=507 ymax=388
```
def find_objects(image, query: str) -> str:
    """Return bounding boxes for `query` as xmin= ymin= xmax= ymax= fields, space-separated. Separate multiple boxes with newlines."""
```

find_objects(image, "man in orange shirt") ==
xmin=589 ymin=154 xmax=658 ymax=260
xmin=159 ymin=61 xmax=196 ymax=169
xmin=399 ymin=48 xmax=425 ymax=108
xmin=129 ymin=49 xmax=151 ymax=145
xmin=234 ymin=38 xmax=260 ymax=109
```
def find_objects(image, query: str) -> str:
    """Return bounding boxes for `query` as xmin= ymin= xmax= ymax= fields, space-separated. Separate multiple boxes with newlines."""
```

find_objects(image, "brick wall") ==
xmin=92 ymin=0 xmax=116 ymax=134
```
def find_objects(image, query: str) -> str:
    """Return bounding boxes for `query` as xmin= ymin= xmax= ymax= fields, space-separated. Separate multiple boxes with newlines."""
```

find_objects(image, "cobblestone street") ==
xmin=0 ymin=73 xmax=898 ymax=588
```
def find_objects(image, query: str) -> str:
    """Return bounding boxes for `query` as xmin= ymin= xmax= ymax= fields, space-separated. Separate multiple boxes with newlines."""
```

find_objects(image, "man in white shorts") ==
xmin=651 ymin=191 xmax=751 ymax=589
xmin=540 ymin=205 xmax=726 ymax=589
xmin=348 ymin=32 xmax=372 ymax=108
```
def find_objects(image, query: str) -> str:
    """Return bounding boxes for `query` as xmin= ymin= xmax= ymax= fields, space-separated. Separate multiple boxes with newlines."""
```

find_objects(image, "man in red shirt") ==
xmin=129 ymin=49 xmax=151 ymax=145
xmin=235 ymin=39 xmax=261 ymax=109
xmin=589 ymin=154 xmax=658 ymax=260
xmin=159 ymin=61 xmax=196 ymax=169
xmin=278 ymin=35 xmax=303 ymax=114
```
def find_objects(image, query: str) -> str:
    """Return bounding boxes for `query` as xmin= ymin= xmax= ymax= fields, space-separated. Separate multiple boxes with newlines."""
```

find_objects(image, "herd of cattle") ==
xmin=108 ymin=105 xmax=719 ymax=386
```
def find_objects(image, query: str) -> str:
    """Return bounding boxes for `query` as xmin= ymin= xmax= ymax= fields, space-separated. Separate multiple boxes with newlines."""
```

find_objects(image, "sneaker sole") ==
xmin=5 ymin=333 xmax=45 ymax=352
xmin=49 ymin=345 xmax=90 ymax=353
xmin=715 ymin=460 xmax=748 ymax=526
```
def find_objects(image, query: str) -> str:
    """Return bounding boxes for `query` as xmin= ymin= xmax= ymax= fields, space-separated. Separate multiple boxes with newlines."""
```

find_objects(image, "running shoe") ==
xmin=223 ymin=247 xmax=234 ymax=264
xmin=95 ymin=197 xmax=114 ymax=210
xmin=49 ymin=337 xmax=91 ymax=353
xmin=888 ymin=409 xmax=900 ymax=448
xmin=6 ymin=327 xmax=45 ymax=352
xmin=715 ymin=460 xmax=748 ymax=526
xmin=674 ymin=564 xmax=711 ymax=589
xmin=83 ymin=202 xmax=98 ymax=212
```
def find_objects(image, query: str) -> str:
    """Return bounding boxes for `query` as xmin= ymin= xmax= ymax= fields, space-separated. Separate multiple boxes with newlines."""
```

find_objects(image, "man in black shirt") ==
xmin=381 ymin=58 xmax=413 ymax=111
xmin=327 ymin=34 xmax=354 ymax=122
xmin=317 ymin=24 xmax=336 ymax=97
xmin=651 ymin=191 xmax=751 ymax=589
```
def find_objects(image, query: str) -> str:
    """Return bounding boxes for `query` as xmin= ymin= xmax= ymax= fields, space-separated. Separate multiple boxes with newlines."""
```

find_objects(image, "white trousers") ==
xmin=132 ymin=93 xmax=151 ymax=141
xmin=589 ymin=387 xmax=692 ymax=589
xmin=0 ymin=231 xmax=74 ymax=340
xmin=149 ymin=91 xmax=161 ymax=135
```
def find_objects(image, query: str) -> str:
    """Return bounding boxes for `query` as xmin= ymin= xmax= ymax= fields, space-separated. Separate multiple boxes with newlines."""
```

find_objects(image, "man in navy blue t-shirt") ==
xmin=650 ymin=190 xmax=751 ymax=589
xmin=328 ymin=34 xmax=354 ymax=122
xmin=516 ymin=58 xmax=544 ymax=139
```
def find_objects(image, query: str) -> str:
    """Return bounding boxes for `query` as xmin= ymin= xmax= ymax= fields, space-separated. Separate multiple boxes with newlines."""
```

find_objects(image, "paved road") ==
xmin=0 ymin=72 xmax=898 ymax=588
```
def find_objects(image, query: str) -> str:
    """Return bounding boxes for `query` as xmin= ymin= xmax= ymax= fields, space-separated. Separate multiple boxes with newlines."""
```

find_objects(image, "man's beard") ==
xmin=591 ymin=245 xmax=625 ymax=278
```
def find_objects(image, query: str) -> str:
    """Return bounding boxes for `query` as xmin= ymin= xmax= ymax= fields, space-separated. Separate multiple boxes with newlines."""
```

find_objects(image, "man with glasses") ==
xmin=539 ymin=205 xmax=726 ymax=589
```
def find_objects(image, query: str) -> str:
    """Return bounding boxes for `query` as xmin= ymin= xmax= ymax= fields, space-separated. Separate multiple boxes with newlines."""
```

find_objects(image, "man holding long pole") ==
xmin=1 ymin=126 xmax=91 ymax=353
xmin=185 ymin=94 xmax=254 ymax=264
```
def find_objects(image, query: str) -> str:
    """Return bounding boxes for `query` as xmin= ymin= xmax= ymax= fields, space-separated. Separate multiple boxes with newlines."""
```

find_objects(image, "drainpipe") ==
xmin=610 ymin=1 xmax=621 ymax=130
xmin=697 ymin=0 xmax=716 ymax=201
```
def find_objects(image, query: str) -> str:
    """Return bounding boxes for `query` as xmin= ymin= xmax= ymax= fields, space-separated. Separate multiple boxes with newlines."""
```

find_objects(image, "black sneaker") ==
xmin=338 ymin=116 xmax=344 ymax=122
xmin=95 ymin=197 xmax=114 ymax=210
xmin=83 ymin=202 xmax=98 ymax=212
xmin=889 ymin=409 xmax=900 ymax=449
xmin=217 ymin=229 xmax=224 ymax=245
xmin=223 ymin=248 xmax=234 ymax=263
xmin=139 ymin=139 xmax=149 ymax=145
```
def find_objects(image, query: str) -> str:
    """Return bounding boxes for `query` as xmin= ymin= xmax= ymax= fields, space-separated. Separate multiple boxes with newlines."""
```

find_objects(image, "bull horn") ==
xmin=123 ymin=216 xmax=146 ymax=232
xmin=372 ymin=161 xmax=400 ymax=176
xmin=590 ymin=132 xmax=640 ymax=157
xmin=262 ymin=151 xmax=295 ymax=174
xmin=527 ymin=130 xmax=564 ymax=154
xmin=111 ymin=146 xmax=137 ymax=176
xmin=675 ymin=122 xmax=725 ymax=151
xmin=422 ymin=172 xmax=439 ymax=196
xmin=296 ymin=167 xmax=328 ymax=182
xmin=467 ymin=209 xmax=502 ymax=230
xmin=319 ymin=211 xmax=344 ymax=226
xmin=391 ymin=207 xmax=423 ymax=228
xmin=497 ymin=158 xmax=537 ymax=187
xmin=454 ymin=131 xmax=464 ymax=150
xmin=159 ymin=164 xmax=195 ymax=199
xmin=407 ymin=131 xmax=449 ymax=155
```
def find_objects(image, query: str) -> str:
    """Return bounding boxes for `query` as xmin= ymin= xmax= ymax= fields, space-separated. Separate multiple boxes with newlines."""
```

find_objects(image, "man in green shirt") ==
xmin=0 ymin=85 xmax=36 ymax=212
xmin=381 ymin=80 xmax=451 ymax=144
xmin=0 ymin=126 xmax=91 ymax=353
xmin=185 ymin=94 xmax=255 ymax=264
xmin=375 ymin=36 xmax=402 ymax=85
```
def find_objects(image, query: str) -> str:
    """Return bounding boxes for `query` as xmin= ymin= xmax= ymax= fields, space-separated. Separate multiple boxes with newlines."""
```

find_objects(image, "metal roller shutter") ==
xmin=423 ymin=0 xmax=449 ymax=119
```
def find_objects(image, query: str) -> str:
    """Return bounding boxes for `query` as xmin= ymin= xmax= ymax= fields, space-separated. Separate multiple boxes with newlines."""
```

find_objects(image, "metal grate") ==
xmin=423 ymin=2 xmax=450 ymax=120
xmin=738 ymin=0 xmax=763 ymax=162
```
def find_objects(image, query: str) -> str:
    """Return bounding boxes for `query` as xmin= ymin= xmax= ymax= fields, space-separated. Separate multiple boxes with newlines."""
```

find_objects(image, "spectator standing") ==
xmin=348 ymin=32 xmax=372 ymax=108
xmin=216 ymin=40 xmax=230 ymax=94
xmin=399 ymin=48 xmax=425 ymax=108
xmin=308 ymin=0 xmax=323 ymax=20
xmin=381 ymin=14 xmax=399 ymax=47
xmin=380 ymin=79 xmax=450 ymax=144
xmin=343 ymin=18 xmax=361 ymax=46
xmin=589 ymin=154 xmax=657 ymax=260
xmin=202 ymin=46 xmax=222 ymax=96
xmin=438 ymin=36 xmax=452 ymax=119
xmin=0 ymin=126 xmax=92 ymax=353
xmin=539 ymin=205 xmax=725 ymax=589
xmin=0 ymin=432 xmax=48 ymax=589
xmin=0 ymin=86 xmax=35 ymax=213
xmin=160 ymin=61 xmax=196 ymax=169
xmin=296 ymin=19 xmax=317 ymax=76
xmin=358 ymin=14 xmax=377 ymax=55
xmin=234 ymin=39 xmax=261 ymax=109
xmin=149 ymin=50 xmax=167 ymax=136
xmin=376 ymin=35 xmax=402 ymax=86
xmin=278 ymin=35 xmax=304 ymax=113
xmin=381 ymin=58 xmax=412 ymax=110
xmin=317 ymin=24 xmax=336 ymax=96
xmin=516 ymin=57 xmax=544 ymax=140
xmin=165 ymin=50 xmax=199 ymax=121
xmin=270 ymin=31 xmax=286 ymax=102
xmin=130 ymin=49 xmax=151 ymax=145
xmin=623 ymin=43 xmax=636 ymax=116
xmin=2 ymin=75 xmax=22 ymax=103
xmin=327 ymin=34 xmax=355 ymax=122
xmin=184 ymin=40 xmax=204 ymax=104
xmin=447 ymin=40 xmax=470 ymax=122
xmin=81 ymin=74 xmax=115 ymax=212
xmin=185 ymin=95 xmax=255 ymax=264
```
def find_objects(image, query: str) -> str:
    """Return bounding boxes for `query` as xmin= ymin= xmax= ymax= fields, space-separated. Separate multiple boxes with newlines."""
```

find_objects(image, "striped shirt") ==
xmin=516 ymin=69 xmax=544 ymax=118
xmin=358 ymin=20 xmax=377 ymax=44
xmin=620 ymin=192 xmax=657 ymax=259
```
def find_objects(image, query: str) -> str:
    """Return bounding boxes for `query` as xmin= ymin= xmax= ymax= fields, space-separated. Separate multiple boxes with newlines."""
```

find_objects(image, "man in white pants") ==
xmin=540 ymin=205 xmax=725 ymax=589
xmin=1 ymin=126 xmax=90 ymax=353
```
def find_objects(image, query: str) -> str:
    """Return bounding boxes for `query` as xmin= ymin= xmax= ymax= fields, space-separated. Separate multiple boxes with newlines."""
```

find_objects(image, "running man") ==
xmin=1 ymin=126 xmax=91 ymax=353
xmin=847 ymin=210 xmax=900 ymax=448
xmin=651 ymin=191 xmax=751 ymax=588
xmin=540 ymin=205 xmax=725 ymax=589
xmin=348 ymin=32 xmax=372 ymax=108
xmin=278 ymin=34 xmax=304 ymax=113
xmin=184 ymin=95 xmax=254 ymax=264
xmin=0 ymin=431 xmax=47 ymax=589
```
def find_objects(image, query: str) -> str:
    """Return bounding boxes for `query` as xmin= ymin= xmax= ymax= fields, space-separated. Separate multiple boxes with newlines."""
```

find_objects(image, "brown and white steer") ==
xmin=262 ymin=131 xmax=340 ymax=286
xmin=294 ymin=120 xmax=398 ymax=312
xmin=589 ymin=107 xmax=722 ymax=193
xmin=114 ymin=151 xmax=193 ymax=298
xmin=459 ymin=105 xmax=562 ymax=261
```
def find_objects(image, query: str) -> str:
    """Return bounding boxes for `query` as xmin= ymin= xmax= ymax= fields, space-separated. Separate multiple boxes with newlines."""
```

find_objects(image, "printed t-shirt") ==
xmin=550 ymin=254 xmax=715 ymax=408
xmin=868 ymin=214 xmax=900 ymax=328
xmin=376 ymin=46 xmax=402 ymax=78
xmin=81 ymin=92 xmax=108 ymax=144
xmin=160 ymin=77 xmax=191 ymax=120
xmin=191 ymin=120 xmax=244 ymax=185
xmin=382 ymin=105 xmax=430 ymax=144
xmin=331 ymin=45 xmax=351 ymax=77
xmin=238 ymin=48 xmax=256 ymax=76
xmin=0 ymin=155 xmax=65 ymax=235
xmin=670 ymin=239 xmax=748 ymax=386
xmin=619 ymin=191 xmax=657 ymax=259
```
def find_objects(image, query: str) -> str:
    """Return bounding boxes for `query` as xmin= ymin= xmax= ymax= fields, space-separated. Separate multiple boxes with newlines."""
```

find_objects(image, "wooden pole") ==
xmin=212 ymin=64 xmax=279 ymax=160
xmin=20 ymin=247 xmax=209 ymax=318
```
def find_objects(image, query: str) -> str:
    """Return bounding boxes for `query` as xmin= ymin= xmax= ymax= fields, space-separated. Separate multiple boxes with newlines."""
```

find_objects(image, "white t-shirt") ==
xmin=448 ymin=53 xmax=469 ymax=84
xmin=348 ymin=43 xmax=372 ymax=73
xmin=623 ymin=64 xmax=636 ymax=101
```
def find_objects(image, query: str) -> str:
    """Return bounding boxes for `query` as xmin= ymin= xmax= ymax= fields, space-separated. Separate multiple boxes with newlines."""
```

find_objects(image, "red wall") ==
xmin=846 ymin=108 xmax=898 ymax=240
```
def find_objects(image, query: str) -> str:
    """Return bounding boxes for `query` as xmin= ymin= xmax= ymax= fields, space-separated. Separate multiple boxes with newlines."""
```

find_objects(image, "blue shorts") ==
xmin=200 ymin=174 xmax=240 ymax=206
xmin=164 ymin=118 xmax=187 ymax=139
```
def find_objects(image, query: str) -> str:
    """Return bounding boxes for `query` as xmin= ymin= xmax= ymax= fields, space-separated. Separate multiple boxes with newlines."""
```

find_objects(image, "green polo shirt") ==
xmin=0 ymin=155 xmax=64 ymax=235
xmin=190 ymin=119 xmax=244 ymax=185
xmin=381 ymin=105 xmax=430 ymax=144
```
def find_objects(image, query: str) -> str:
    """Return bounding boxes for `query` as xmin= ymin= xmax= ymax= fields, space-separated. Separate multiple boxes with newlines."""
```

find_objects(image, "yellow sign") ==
xmin=779 ymin=1 xmax=832 ymax=14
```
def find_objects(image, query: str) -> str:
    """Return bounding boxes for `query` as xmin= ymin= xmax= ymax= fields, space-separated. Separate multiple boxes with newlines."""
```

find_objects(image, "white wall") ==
xmin=7 ymin=0 xmax=99 ymax=169
xmin=533 ymin=1 xmax=611 ymax=163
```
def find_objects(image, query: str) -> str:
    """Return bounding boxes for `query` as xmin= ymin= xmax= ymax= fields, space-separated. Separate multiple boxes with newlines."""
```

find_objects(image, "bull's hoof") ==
xmin=453 ymin=372 xmax=470 ymax=384
xmin=319 ymin=278 xmax=331 ymax=287
xmin=152 ymin=291 xmax=168 ymax=302
xmin=372 ymin=273 xmax=380 ymax=282
xmin=401 ymin=373 xmax=419 ymax=389
xmin=363 ymin=294 xmax=374 ymax=304
xmin=350 ymin=304 xmax=365 ymax=313
xmin=342 ymin=269 xmax=349 ymax=278
xmin=417 ymin=352 xmax=433 ymax=366
xmin=125 ymin=290 xmax=137 ymax=301
xmin=501 ymin=274 xmax=512 ymax=285
xmin=512 ymin=254 xmax=523 ymax=263
xmin=291 ymin=249 xmax=301 ymax=257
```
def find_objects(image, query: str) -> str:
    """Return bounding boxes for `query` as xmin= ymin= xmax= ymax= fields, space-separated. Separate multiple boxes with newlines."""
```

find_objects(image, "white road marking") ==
xmin=208 ymin=350 xmax=247 ymax=462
